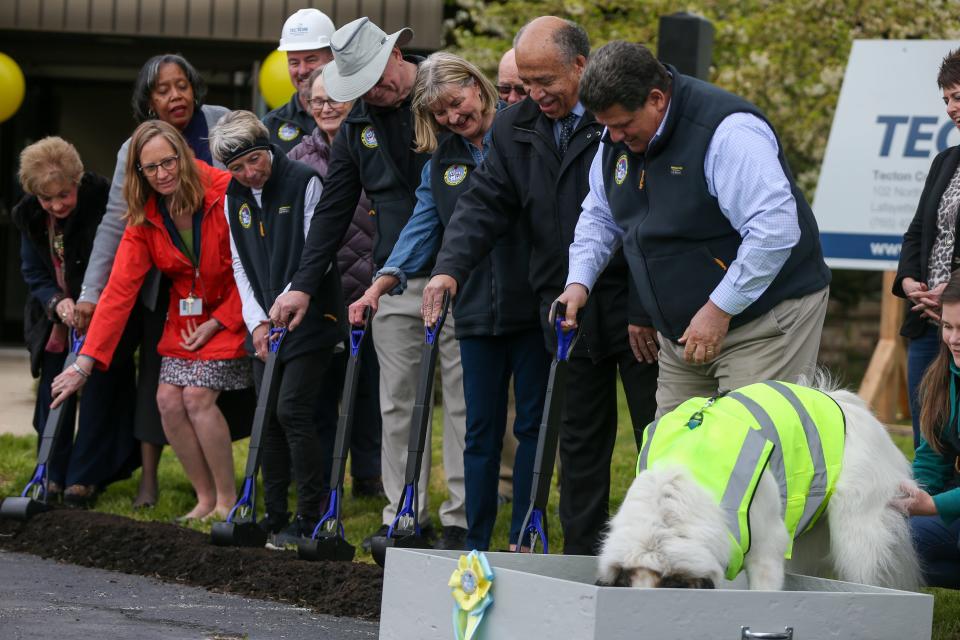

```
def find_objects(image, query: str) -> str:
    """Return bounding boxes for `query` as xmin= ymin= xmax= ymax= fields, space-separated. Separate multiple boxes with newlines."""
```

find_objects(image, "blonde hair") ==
xmin=412 ymin=52 xmax=498 ymax=153
xmin=18 ymin=136 xmax=84 ymax=195
xmin=123 ymin=120 xmax=203 ymax=225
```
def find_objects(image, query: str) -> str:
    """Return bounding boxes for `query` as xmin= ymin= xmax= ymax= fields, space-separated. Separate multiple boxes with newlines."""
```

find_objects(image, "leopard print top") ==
xmin=927 ymin=164 xmax=960 ymax=288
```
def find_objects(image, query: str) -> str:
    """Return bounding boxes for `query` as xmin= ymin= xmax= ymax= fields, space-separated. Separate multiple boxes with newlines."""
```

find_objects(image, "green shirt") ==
xmin=177 ymin=228 xmax=196 ymax=264
xmin=913 ymin=437 xmax=960 ymax=524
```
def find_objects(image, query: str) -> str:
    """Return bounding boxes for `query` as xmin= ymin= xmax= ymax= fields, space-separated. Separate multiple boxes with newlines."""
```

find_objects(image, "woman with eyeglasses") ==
xmin=288 ymin=67 xmax=385 ymax=501
xmin=51 ymin=120 xmax=249 ymax=522
xmin=71 ymin=54 xmax=238 ymax=510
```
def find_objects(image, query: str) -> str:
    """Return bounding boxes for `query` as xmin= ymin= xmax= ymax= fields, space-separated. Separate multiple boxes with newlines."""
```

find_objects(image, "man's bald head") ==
xmin=497 ymin=48 xmax=525 ymax=105
xmin=513 ymin=16 xmax=589 ymax=119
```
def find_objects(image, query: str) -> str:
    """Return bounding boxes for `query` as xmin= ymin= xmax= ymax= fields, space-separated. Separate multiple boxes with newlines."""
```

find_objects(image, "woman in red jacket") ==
xmin=51 ymin=120 xmax=250 ymax=521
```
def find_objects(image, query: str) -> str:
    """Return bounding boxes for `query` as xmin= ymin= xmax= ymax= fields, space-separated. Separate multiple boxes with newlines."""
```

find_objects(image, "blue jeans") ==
xmin=460 ymin=330 xmax=551 ymax=549
xmin=911 ymin=514 xmax=960 ymax=588
xmin=908 ymin=328 xmax=941 ymax=449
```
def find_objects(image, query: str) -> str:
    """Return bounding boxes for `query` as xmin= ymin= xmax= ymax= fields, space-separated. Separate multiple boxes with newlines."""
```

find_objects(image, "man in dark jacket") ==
xmin=269 ymin=17 xmax=468 ymax=550
xmin=557 ymin=42 xmax=830 ymax=415
xmin=421 ymin=16 xmax=658 ymax=556
xmin=262 ymin=8 xmax=335 ymax=153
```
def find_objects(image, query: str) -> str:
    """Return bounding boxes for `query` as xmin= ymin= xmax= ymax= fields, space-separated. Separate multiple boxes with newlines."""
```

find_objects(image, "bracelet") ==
xmin=71 ymin=362 xmax=90 ymax=379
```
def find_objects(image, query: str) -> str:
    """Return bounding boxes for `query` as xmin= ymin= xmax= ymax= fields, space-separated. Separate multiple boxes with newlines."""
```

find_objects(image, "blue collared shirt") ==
xmin=567 ymin=105 xmax=801 ymax=318
xmin=376 ymin=126 xmax=493 ymax=291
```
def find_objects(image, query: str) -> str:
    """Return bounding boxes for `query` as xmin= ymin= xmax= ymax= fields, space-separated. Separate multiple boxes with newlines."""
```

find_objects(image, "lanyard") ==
xmin=159 ymin=199 xmax=203 ymax=297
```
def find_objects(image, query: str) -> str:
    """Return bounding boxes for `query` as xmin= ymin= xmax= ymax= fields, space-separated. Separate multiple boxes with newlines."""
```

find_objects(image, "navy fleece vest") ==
xmin=227 ymin=148 xmax=342 ymax=360
xmin=430 ymin=132 xmax=538 ymax=338
xmin=602 ymin=68 xmax=830 ymax=340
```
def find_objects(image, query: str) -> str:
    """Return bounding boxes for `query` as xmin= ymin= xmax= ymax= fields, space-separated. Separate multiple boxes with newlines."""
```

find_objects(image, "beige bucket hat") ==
xmin=322 ymin=17 xmax=414 ymax=102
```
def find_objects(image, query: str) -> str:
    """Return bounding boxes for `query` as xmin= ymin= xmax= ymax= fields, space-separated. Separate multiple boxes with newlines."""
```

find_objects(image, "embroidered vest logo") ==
xmin=361 ymin=125 xmax=378 ymax=149
xmin=278 ymin=205 xmax=291 ymax=215
xmin=278 ymin=123 xmax=300 ymax=142
xmin=238 ymin=203 xmax=252 ymax=229
xmin=614 ymin=154 xmax=629 ymax=186
xmin=443 ymin=164 xmax=468 ymax=186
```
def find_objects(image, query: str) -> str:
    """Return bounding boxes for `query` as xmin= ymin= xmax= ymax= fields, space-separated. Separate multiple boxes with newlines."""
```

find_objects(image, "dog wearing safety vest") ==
xmin=597 ymin=379 xmax=921 ymax=590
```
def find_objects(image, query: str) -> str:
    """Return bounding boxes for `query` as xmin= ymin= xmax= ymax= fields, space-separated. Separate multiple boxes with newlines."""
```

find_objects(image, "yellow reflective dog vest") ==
xmin=636 ymin=381 xmax=845 ymax=580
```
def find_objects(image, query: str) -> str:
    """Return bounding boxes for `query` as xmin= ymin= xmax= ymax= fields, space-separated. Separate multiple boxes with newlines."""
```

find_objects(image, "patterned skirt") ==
xmin=159 ymin=356 xmax=252 ymax=390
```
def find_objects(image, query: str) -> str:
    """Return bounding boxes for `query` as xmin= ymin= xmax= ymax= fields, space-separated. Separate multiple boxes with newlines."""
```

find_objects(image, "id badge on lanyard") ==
xmin=179 ymin=267 xmax=203 ymax=317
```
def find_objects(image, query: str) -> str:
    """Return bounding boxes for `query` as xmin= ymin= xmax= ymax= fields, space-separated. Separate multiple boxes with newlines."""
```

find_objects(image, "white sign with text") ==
xmin=813 ymin=39 xmax=960 ymax=270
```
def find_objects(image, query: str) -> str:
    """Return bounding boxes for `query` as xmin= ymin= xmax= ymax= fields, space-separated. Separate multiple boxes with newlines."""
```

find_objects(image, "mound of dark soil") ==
xmin=0 ymin=509 xmax=382 ymax=619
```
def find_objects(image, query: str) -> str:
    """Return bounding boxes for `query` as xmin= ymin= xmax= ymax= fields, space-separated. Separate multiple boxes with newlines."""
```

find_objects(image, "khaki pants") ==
xmin=655 ymin=287 xmax=829 ymax=416
xmin=374 ymin=276 xmax=467 ymax=528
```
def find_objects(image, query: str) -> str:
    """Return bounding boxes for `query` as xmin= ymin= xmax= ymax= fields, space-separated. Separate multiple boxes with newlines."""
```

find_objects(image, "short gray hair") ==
xmin=208 ymin=110 xmax=269 ymax=165
xmin=514 ymin=19 xmax=589 ymax=63
xmin=579 ymin=41 xmax=670 ymax=113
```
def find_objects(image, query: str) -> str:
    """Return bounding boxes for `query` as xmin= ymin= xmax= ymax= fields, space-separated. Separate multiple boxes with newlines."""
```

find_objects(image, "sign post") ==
xmin=813 ymin=40 xmax=960 ymax=421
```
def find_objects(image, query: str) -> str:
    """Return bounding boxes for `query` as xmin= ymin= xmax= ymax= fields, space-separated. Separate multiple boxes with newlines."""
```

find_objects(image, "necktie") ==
xmin=557 ymin=112 xmax=578 ymax=156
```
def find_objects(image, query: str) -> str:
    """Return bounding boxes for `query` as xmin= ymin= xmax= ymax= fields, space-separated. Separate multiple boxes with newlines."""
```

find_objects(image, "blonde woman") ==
xmin=349 ymin=52 xmax=548 ymax=551
xmin=51 ymin=120 xmax=249 ymax=521
xmin=12 ymin=137 xmax=137 ymax=507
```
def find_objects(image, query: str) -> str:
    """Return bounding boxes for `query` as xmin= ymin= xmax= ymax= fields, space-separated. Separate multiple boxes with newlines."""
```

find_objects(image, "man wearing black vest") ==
xmin=421 ymin=17 xmax=659 ymax=556
xmin=558 ymin=41 xmax=831 ymax=415
xmin=262 ymin=8 xmax=335 ymax=153
xmin=210 ymin=110 xmax=344 ymax=543
xmin=269 ymin=18 xmax=468 ymax=550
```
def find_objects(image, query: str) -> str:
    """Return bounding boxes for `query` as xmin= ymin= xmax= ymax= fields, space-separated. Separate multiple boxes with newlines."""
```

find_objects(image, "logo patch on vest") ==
xmin=278 ymin=205 xmax=291 ymax=215
xmin=443 ymin=164 xmax=468 ymax=186
xmin=238 ymin=203 xmax=252 ymax=229
xmin=278 ymin=123 xmax=300 ymax=142
xmin=360 ymin=126 xmax=378 ymax=149
xmin=614 ymin=154 xmax=628 ymax=186
xmin=670 ymin=165 xmax=684 ymax=176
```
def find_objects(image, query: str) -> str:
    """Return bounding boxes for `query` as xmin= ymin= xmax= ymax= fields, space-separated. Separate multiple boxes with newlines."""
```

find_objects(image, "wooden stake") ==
xmin=857 ymin=271 xmax=909 ymax=423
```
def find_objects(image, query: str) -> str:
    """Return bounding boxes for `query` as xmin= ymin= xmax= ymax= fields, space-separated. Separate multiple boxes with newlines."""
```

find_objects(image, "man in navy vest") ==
xmin=262 ymin=8 xmax=336 ymax=153
xmin=558 ymin=41 xmax=831 ymax=414
xmin=211 ymin=110 xmax=344 ymax=543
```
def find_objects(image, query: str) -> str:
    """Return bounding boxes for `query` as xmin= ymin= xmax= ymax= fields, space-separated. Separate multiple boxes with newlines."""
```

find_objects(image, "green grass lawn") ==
xmin=1 ymin=388 xmax=959 ymax=638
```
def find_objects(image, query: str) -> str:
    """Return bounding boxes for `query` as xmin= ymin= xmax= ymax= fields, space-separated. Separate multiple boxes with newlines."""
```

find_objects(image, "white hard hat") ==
xmin=278 ymin=8 xmax=335 ymax=51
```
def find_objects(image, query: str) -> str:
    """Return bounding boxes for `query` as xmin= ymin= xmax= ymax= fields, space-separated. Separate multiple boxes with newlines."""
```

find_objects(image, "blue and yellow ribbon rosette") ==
xmin=448 ymin=550 xmax=494 ymax=640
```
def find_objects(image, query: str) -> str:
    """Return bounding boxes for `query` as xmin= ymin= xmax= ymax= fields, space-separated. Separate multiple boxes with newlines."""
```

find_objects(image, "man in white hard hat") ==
xmin=269 ymin=17 xmax=469 ymax=551
xmin=262 ymin=8 xmax=335 ymax=153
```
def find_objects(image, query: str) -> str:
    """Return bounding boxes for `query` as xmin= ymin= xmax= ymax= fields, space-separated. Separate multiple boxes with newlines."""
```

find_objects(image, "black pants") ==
xmin=558 ymin=350 xmax=658 ymax=555
xmin=316 ymin=330 xmax=383 ymax=489
xmin=253 ymin=348 xmax=333 ymax=520
xmin=35 ymin=347 xmax=137 ymax=487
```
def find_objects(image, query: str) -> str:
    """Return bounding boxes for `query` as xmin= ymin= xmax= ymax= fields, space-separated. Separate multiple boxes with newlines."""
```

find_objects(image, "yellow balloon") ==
xmin=0 ymin=52 xmax=25 ymax=123
xmin=258 ymin=50 xmax=295 ymax=110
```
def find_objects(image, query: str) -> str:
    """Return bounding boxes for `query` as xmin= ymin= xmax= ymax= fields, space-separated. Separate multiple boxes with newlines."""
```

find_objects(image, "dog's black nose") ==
xmin=660 ymin=574 xmax=715 ymax=589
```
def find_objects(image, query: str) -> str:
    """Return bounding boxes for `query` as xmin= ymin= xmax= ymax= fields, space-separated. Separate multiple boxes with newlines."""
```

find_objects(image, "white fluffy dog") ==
xmin=597 ymin=380 xmax=921 ymax=591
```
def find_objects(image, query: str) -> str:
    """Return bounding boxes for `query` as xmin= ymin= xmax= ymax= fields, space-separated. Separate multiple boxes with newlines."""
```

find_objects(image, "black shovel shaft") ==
xmin=403 ymin=339 xmax=441 ymax=486
xmin=243 ymin=347 xmax=284 ymax=478
xmin=529 ymin=358 xmax=568 ymax=509
xmin=328 ymin=340 xmax=365 ymax=489
xmin=37 ymin=350 xmax=81 ymax=465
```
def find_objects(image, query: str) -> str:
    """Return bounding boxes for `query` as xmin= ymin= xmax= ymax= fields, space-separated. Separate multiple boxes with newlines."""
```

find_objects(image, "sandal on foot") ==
xmin=64 ymin=484 xmax=97 ymax=509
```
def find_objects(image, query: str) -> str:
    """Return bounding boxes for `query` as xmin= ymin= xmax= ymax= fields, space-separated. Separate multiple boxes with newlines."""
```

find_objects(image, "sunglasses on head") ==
xmin=496 ymin=84 xmax=527 ymax=97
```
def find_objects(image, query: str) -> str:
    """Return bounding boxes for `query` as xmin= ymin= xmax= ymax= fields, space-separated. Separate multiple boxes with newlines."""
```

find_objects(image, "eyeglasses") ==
xmin=138 ymin=155 xmax=179 ymax=177
xmin=496 ymin=84 xmax=527 ymax=98
xmin=307 ymin=97 xmax=344 ymax=109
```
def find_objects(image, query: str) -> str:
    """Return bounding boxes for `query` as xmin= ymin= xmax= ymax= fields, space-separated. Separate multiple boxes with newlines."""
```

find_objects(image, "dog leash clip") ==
xmin=686 ymin=390 xmax=729 ymax=429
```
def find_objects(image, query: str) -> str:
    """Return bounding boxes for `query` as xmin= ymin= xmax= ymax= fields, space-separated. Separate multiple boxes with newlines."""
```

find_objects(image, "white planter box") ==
xmin=379 ymin=549 xmax=932 ymax=640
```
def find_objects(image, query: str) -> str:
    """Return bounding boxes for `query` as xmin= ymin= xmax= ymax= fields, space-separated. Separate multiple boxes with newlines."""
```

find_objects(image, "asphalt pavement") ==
xmin=0 ymin=550 xmax=379 ymax=639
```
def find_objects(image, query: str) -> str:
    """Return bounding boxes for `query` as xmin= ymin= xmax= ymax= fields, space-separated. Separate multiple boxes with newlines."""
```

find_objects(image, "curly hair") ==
xmin=17 ymin=136 xmax=84 ymax=195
